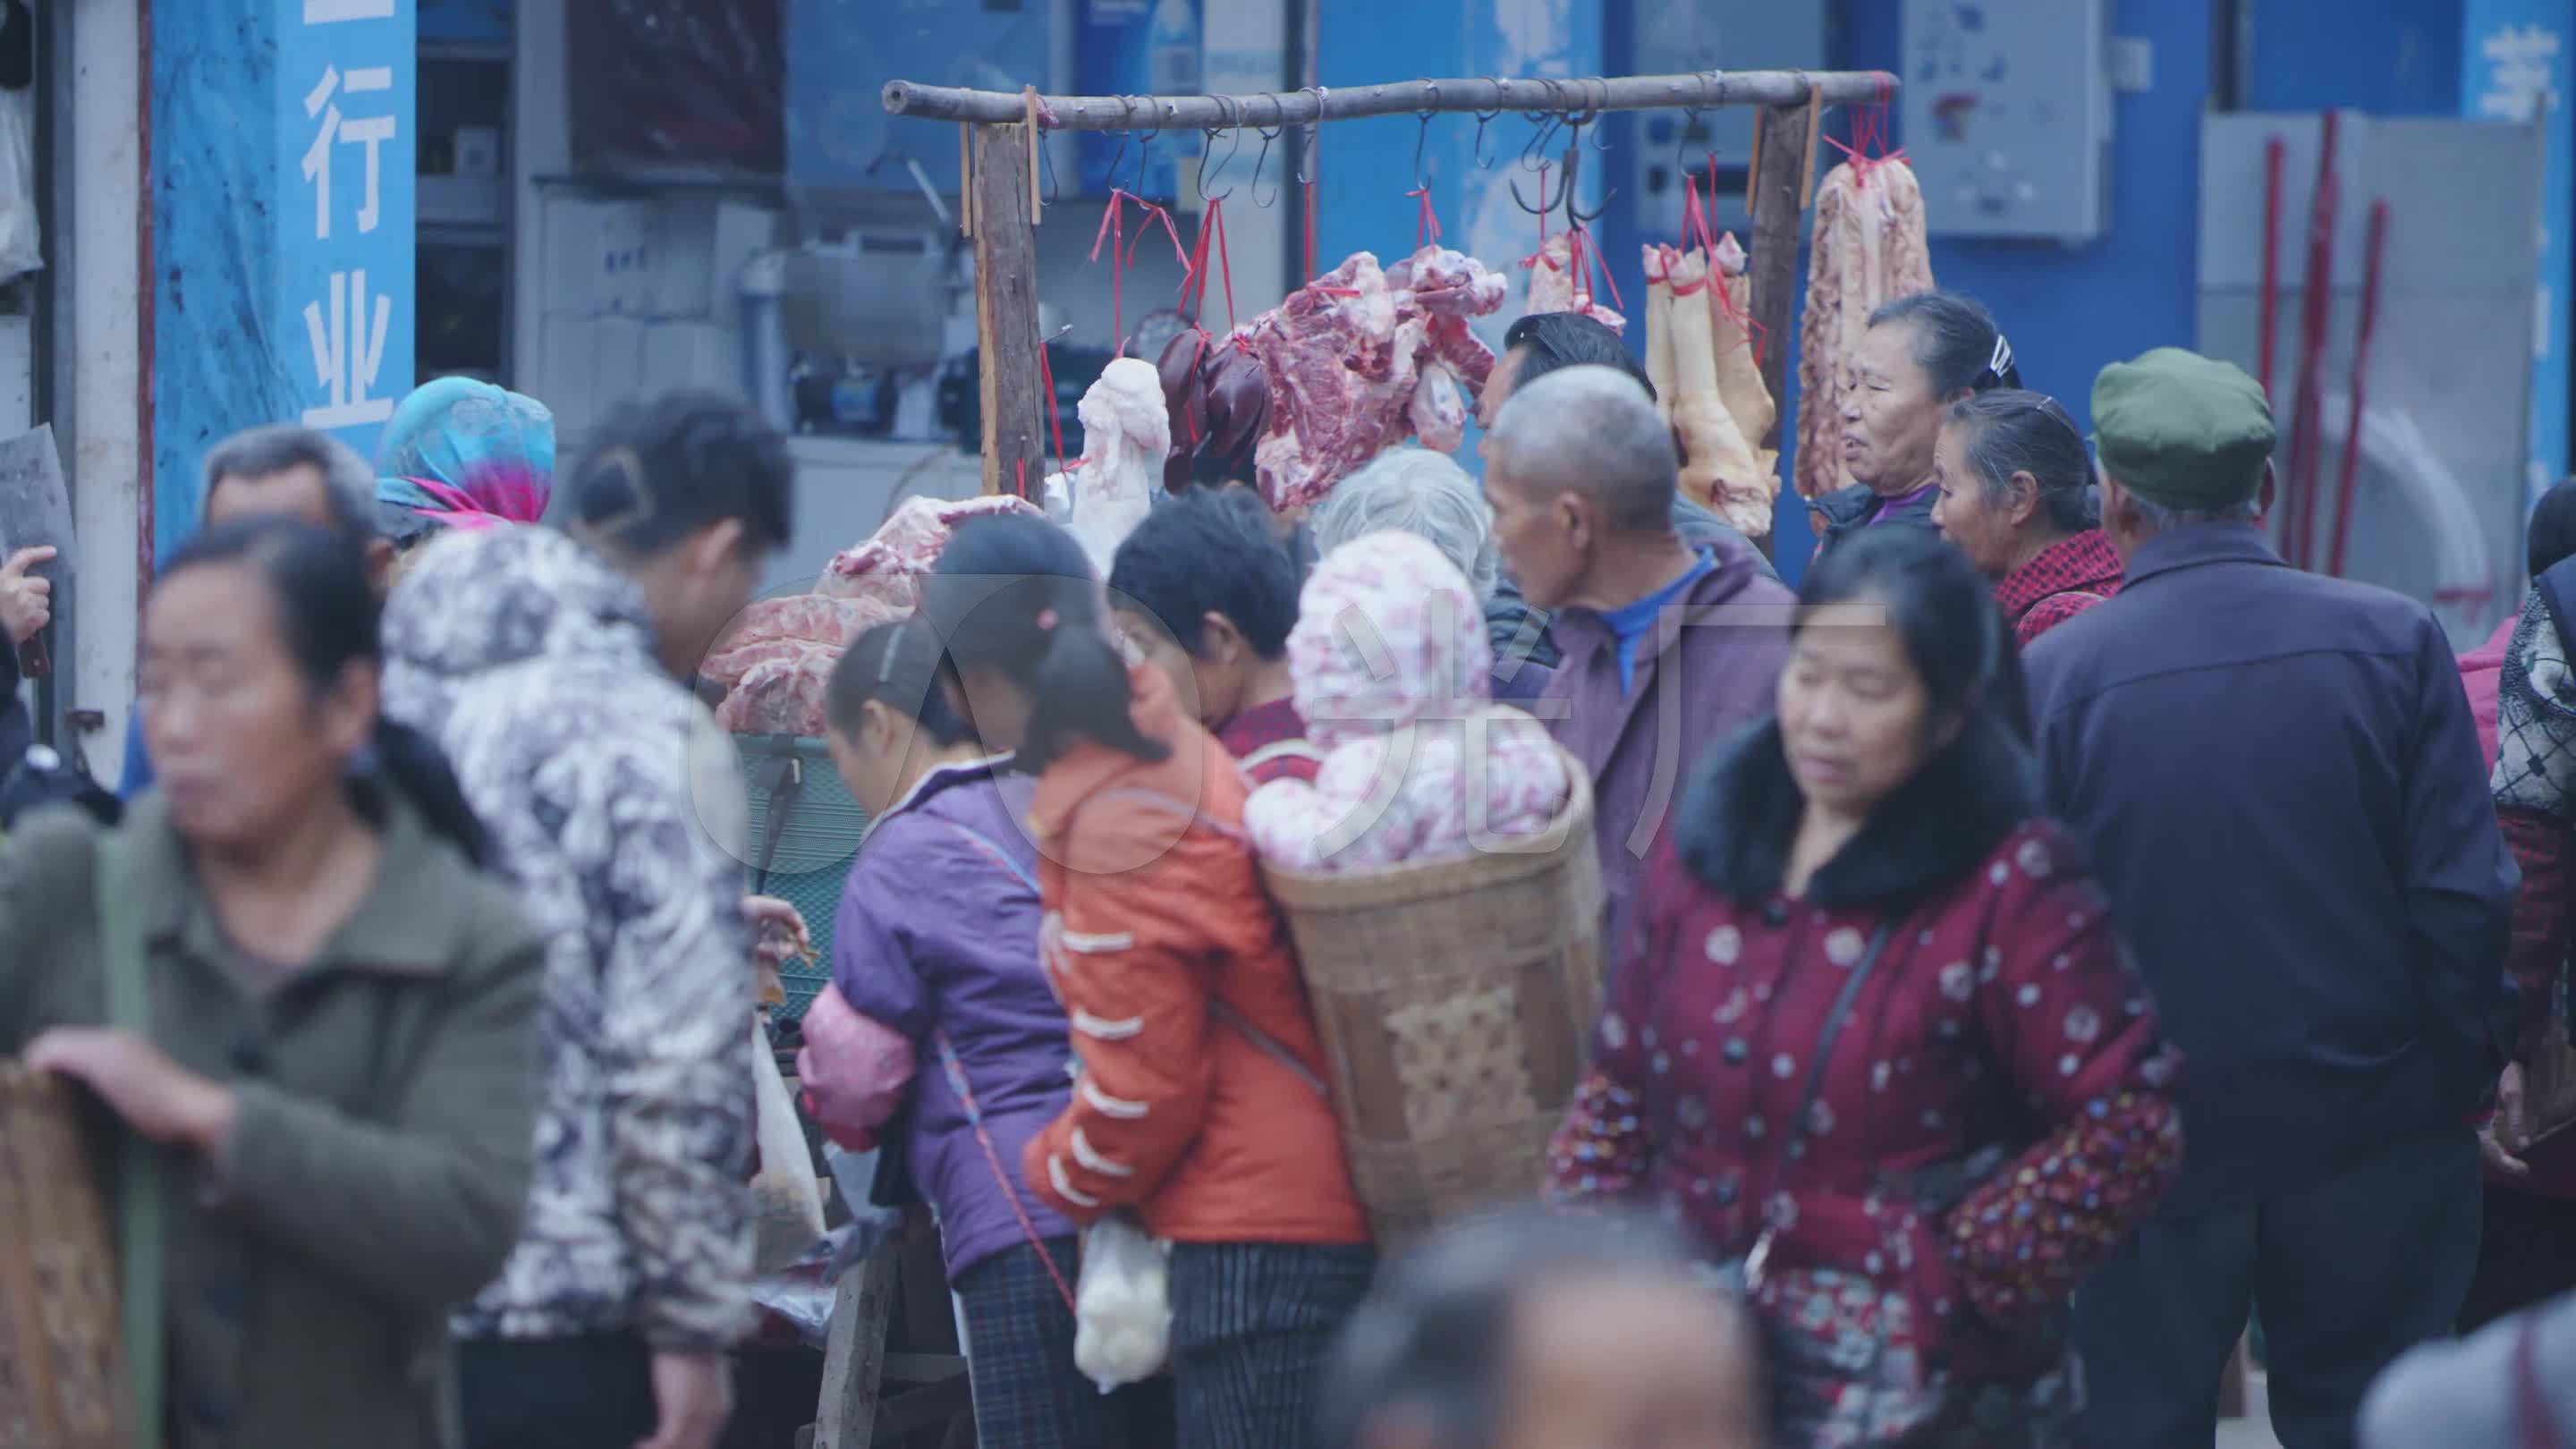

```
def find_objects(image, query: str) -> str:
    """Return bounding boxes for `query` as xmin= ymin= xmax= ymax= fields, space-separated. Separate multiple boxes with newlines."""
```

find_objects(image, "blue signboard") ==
xmin=2464 ymin=0 xmax=2574 ymax=507
xmin=278 ymin=0 xmax=415 ymax=463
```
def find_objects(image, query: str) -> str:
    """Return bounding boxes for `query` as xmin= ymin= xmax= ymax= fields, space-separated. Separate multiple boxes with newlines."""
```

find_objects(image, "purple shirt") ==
xmin=829 ymin=757 xmax=1077 ymax=1281
xmin=1870 ymin=480 xmax=1939 ymax=525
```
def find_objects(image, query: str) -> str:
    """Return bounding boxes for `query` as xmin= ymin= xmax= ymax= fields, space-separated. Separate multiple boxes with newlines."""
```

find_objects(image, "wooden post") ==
xmin=1745 ymin=97 xmax=1814 ymax=456
xmin=811 ymin=1238 xmax=903 ymax=1449
xmin=973 ymin=122 xmax=1045 ymax=498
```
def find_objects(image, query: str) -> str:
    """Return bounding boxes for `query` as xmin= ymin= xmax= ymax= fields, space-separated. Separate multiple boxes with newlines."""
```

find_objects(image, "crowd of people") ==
xmin=0 ymin=282 xmax=2567 ymax=1449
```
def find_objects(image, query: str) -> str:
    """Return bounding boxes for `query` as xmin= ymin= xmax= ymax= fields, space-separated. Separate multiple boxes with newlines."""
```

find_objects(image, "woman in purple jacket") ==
xmin=818 ymin=617 xmax=1166 ymax=1449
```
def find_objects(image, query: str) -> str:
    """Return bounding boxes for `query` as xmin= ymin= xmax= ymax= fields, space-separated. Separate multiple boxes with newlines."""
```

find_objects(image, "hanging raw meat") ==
xmin=1641 ymin=245 xmax=1676 ymax=426
xmin=815 ymin=494 xmax=1044 ymax=607
xmin=1042 ymin=357 xmax=1172 ymax=578
xmin=1707 ymin=233 xmax=1777 ymax=451
xmin=1666 ymin=248 xmax=1770 ymax=541
xmin=707 ymin=492 xmax=1043 ymax=737
xmin=1520 ymin=233 xmax=1627 ymax=335
xmin=1794 ymin=157 xmax=1936 ymax=500
xmin=1230 ymin=246 xmax=1508 ymax=512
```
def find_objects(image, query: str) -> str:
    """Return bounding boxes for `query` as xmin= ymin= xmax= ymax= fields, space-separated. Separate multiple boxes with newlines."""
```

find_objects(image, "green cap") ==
xmin=2089 ymin=348 xmax=2277 ymax=513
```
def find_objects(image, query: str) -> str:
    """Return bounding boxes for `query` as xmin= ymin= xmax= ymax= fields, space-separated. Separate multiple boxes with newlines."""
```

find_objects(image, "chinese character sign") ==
xmin=278 ymin=0 xmax=412 ymax=459
xmin=2465 ymin=0 xmax=2575 ymax=509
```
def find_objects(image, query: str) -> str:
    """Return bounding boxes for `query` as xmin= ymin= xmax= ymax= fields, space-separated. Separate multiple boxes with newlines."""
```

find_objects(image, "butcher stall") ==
xmin=873 ymin=69 xmax=1898 ymax=506
xmin=708 ymin=66 xmax=1911 ymax=1018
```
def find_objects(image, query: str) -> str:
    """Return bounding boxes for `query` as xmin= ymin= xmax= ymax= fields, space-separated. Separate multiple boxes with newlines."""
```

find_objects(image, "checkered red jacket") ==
xmin=1995 ymin=530 xmax=2124 ymax=646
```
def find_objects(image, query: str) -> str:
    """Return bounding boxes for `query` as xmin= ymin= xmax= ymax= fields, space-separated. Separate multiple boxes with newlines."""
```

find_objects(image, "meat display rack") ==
xmin=877 ymin=70 xmax=1898 ymax=497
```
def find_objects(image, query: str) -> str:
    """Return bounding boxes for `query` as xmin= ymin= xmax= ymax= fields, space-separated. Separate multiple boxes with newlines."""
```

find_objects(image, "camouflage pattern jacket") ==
xmin=384 ymin=524 xmax=756 ymax=1350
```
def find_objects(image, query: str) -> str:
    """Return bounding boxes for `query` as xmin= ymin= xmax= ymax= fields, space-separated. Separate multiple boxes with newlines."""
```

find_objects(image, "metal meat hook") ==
xmin=1555 ymin=142 xmax=1615 ymax=227
xmin=1473 ymin=79 xmax=1506 ymax=169
xmin=1412 ymin=84 xmax=1441 ymax=189
xmin=1518 ymin=79 xmax=1568 ymax=173
xmin=1510 ymin=158 xmax=1567 ymax=216
xmin=1198 ymin=97 xmax=1243 ymax=201
xmin=1249 ymin=96 xmax=1288 ymax=208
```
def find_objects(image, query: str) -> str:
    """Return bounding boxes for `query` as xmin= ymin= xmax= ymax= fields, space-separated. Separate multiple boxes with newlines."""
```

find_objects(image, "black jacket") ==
xmin=2024 ymin=522 xmax=2513 ymax=1210
xmin=1809 ymin=480 xmax=1938 ymax=564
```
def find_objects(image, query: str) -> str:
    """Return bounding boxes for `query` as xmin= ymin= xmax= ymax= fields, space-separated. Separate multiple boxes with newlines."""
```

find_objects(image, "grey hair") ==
xmin=1312 ymin=446 xmax=1499 ymax=597
xmin=1869 ymin=291 xmax=2021 ymax=395
xmin=1946 ymin=391 xmax=2097 ymax=535
xmin=200 ymin=424 xmax=380 ymax=545
xmin=1313 ymin=1206 xmax=1746 ymax=1449
xmin=1483 ymin=364 xmax=1678 ymax=533
xmin=2100 ymin=456 xmax=2262 ymax=533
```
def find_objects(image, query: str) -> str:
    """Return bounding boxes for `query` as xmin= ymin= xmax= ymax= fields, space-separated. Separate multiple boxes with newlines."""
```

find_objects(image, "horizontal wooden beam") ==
xmin=882 ymin=70 xmax=1896 ymax=131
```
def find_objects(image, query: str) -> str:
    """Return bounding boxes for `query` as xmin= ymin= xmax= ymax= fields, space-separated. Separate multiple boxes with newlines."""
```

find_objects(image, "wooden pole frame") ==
xmin=884 ymin=69 xmax=1897 ymax=496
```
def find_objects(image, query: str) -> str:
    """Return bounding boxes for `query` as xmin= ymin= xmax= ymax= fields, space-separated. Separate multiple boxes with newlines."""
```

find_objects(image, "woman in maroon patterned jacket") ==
xmin=1549 ymin=528 xmax=2182 ymax=1447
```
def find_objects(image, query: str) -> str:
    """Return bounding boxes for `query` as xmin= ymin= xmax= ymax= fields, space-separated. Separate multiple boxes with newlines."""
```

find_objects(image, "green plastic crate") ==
xmin=737 ymin=735 xmax=870 ymax=1025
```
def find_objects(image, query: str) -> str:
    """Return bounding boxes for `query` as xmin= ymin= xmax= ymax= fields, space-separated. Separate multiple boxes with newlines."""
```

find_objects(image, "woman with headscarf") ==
xmin=374 ymin=377 xmax=555 ymax=575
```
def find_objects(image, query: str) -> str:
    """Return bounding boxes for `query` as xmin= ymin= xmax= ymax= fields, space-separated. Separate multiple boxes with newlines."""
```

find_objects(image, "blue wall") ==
xmin=1313 ymin=2 xmax=1606 ymax=310
xmin=2244 ymin=0 xmax=2465 ymax=114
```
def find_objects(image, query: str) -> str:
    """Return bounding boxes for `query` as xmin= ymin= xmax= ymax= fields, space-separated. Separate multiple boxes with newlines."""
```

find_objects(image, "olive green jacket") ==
xmin=0 ymin=796 xmax=545 ymax=1449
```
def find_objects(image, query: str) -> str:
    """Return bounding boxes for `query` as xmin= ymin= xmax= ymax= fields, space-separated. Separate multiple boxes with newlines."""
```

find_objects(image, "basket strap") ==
xmin=1207 ymin=997 xmax=1327 ymax=1099
xmin=95 ymin=833 xmax=164 ymax=1449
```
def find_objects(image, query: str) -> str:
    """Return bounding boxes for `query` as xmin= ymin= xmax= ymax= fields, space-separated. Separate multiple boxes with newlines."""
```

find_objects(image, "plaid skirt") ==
xmin=955 ymin=1237 xmax=1174 ymax=1449
xmin=1168 ymin=1242 xmax=1379 ymax=1449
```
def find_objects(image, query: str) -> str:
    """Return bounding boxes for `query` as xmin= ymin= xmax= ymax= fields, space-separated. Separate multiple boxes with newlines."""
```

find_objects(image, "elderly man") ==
xmin=1484 ymin=364 xmax=1792 ymax=958
xmin=2024 ymin=349 xmax=2513 ymax=1449
xmin=1313 ymin=1208 xmax=1761 ymax=1449
xmin=121 ymin=425 xmax=393 ymax=797
xmin=1476 ymin=311 xmax=1778 ymax=667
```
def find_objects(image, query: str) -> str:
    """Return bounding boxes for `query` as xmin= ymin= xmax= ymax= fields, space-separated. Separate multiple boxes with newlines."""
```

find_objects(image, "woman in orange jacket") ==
xmin=921 ymin=513 xmax=1373 ymax=1449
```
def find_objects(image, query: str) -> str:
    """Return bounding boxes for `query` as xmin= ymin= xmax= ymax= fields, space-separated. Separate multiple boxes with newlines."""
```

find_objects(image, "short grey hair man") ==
xmin=1311 ymin=445 xmax=1501 ymax=596
xmin=199 ymin=424 xmax=384 ymax=551
xmin=1485 ymin=365 xmax=1682 ymax=542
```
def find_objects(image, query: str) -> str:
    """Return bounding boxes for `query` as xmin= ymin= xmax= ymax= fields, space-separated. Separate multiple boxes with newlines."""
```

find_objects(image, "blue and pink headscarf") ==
xmin=374 ymin=377 xmax=555 ymax=540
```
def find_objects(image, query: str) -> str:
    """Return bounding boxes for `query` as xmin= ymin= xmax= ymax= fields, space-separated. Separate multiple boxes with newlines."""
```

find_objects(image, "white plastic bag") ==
xmin=749 ymin=1016 xmax=826 ymax=1275
xmin=0 ymin=88 xmax=37 ymax=284
xmin=1072 ymin=1213 xmax=1171 ymax=1391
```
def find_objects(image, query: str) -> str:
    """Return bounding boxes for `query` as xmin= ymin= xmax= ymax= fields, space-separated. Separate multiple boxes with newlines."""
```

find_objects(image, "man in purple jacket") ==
xmin=1483 ymin=366 xmax=1796 ymax=958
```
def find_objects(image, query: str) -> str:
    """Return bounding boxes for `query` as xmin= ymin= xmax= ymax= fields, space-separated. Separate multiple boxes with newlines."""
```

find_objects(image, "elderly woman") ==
xmin=1816 ymin=292 xmax=2019 ymax=561
xmin=1929 ymin=390 xmax=2123 ymax=646
xmin=1311 ymin=446 xmax=1552 ymax=703
xmin=1549 ymin=526 xmax=2182 ymax=1446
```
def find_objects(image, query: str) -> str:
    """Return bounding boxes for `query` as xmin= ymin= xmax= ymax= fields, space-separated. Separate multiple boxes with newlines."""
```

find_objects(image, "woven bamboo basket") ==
xmin=0 ymin=1065 xmax=128 ymax=1449
xmin=1260 ymin=750 xmax=1604 ymax=1245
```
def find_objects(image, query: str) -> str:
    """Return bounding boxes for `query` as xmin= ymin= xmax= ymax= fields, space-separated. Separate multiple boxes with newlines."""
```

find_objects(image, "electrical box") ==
xmin=1898 ymin=0 xmax=2111 ymax=242
xmin=1630 ymin=1 xmax=1828 ymax=240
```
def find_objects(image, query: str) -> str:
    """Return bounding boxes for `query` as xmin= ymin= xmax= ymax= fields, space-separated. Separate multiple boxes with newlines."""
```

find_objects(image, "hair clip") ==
xmin=876 ymin=625 xmax=902 ymax=685
xmin=1987 ymin=335 xmax=2016 ymax=383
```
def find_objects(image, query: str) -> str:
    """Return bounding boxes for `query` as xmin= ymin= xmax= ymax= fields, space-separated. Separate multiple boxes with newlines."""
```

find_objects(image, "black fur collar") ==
xmin=1677 ymin=714 xmax=2038 ymax=910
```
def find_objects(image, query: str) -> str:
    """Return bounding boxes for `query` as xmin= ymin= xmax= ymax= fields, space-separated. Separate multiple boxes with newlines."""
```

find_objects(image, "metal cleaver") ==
xmin=0 ymin=424 xmax=72 ymax=678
